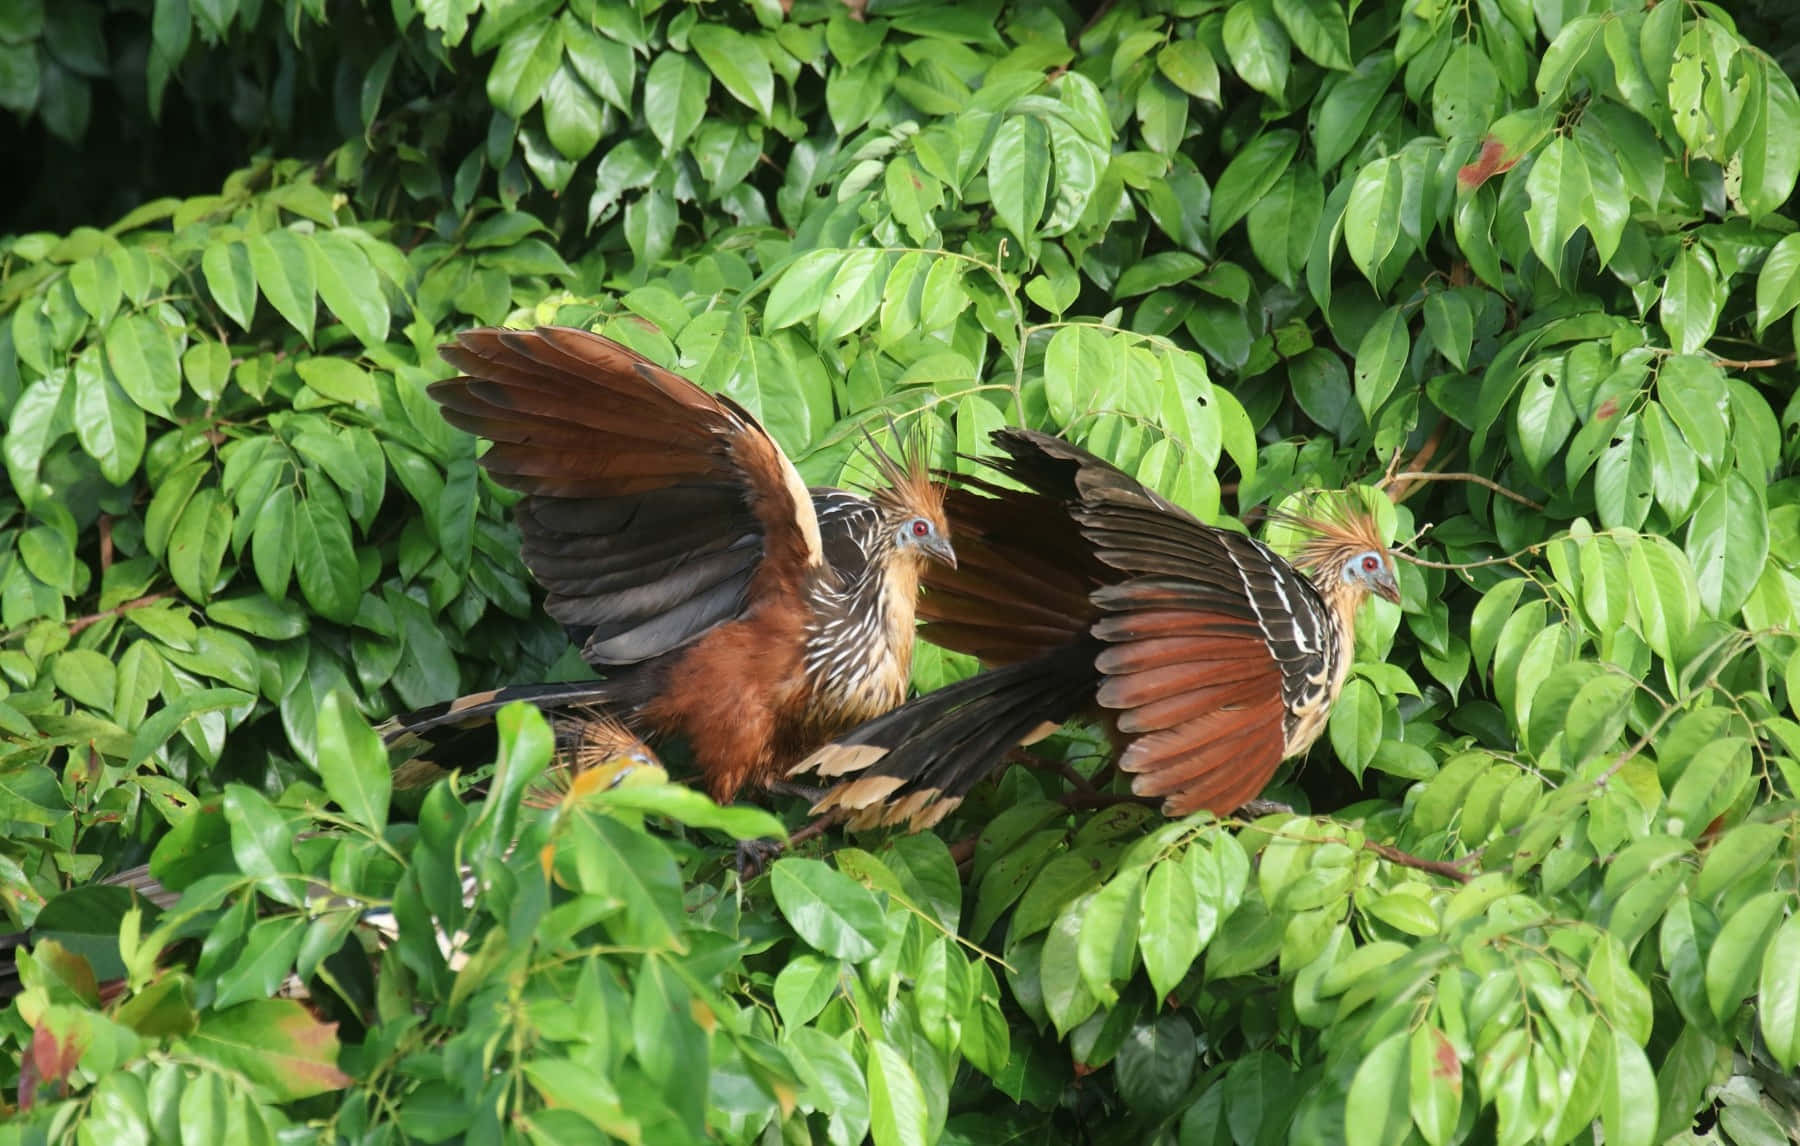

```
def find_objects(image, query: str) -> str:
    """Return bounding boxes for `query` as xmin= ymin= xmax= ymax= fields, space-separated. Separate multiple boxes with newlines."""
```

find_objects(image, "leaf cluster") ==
xmin=2 ymin=0 xmax=1800 ymax=1143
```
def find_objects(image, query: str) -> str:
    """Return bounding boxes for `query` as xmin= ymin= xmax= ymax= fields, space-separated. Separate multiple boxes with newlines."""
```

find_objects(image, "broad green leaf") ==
xmin=312 ymin=690 xmax=389 ymax=833
xmin=1704 ymin=890 xmax=1788 ymax=1023
xmin=485 ymin=22 xmax=562 ymax=119
xmin=989 ymin=114 xmax=1050 ymax=247
xmin=690 ymin=24 xmax=773 ymax=118
xmin=643 ymin=51 xmax=708 ymax=154
xmin=1222 ymin=1 xmax=1290 ymax=100
xmin=188 ymin=999 xmax=350 ymax=1102
xmin=1599 ymin=1028 xmax=1656 ymax=1146
xmin=770 ymin=858 xmax=886 ymax=962
xmin=1139 ymin=859 xmax=1201 ymax=1000
xmin=294 ymin=356 xmax=374 ymax=406
xmin=1352 ymin=306 xmax=1408 ymax=420
xmin=1686 ymin=473 xmax=1768 ymax=619
xmin=1272 ymin=0 xmax=1350 ymax=70
xmin=1659 ymin=244 xmax=1722 ymax=354
xmin=310 ymin=232 xmax=389 ymax=349
xmin=1760 ymin=911 xmax=1800 ymax=1069
xmin=247 ymin=229 xmax=316 ymax=341
xmin=867 ymin=1038 xmax=930 ymax=1146
xmin=1328 ymin=676 xmax=1381 ymax=781
xmin=1657 ymin=355 xmax=1728 ymax=474
xmin=104 ymin=312 xmax=182 ymax=418
xmin=201 ymin=239 xmax=257 ymax=330
xmin=1524 ymin=136 xmax=1589 ymax=279
xmin=293 ymin=480 xmax=361 ymax=623
xmin=1407 ymin=1026 xmax=1461 ymax=1146
xmin=1346 ymin=1031 xmax=1411 ymax=1146
xmin=1076 ymin=867 xmax=1142 ymax=1006
xmin=1210 ymin=129 xmax=1299 ymax=243
xmin=1158 ymin=39 xmax=1220 ymax=104
xmin=541 ymin=64 xmax=603 ymax=161
xmin=817 ymin=249 xmax=889 ymax=342
xmin=1344 ymin=156 xmax=1403 ymax=284
xmin=222 ymin=783 xmax=303 ymax=906
xmin=72 ymin=345 xmax=146 ymax=484
xmin=765 ymin=250 xmax=844 ymax=331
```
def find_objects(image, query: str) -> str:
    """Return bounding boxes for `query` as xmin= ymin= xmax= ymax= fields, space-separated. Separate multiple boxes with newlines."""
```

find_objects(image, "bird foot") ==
xmin=735 ymin=837 xmax=786 ymax=880
xmin=1236 ymin=798 xmax=1295 ymax=819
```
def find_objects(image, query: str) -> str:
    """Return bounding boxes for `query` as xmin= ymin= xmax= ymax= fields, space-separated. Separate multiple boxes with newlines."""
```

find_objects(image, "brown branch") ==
xmin=1381 ymin=470 xmax=1544 ymax=510
xmin=1395 ymin=550 xmax=1532 ymax=571
xmin=66 ymin=592 xmax=172 ymax=637
xmin=1381 ymin=416 xmax=1451 ymax=503
xmin=1362 ymin=840 xmax=1474 ymax=884
xmin=1710 ymin=352 xmax=1793 ymax=370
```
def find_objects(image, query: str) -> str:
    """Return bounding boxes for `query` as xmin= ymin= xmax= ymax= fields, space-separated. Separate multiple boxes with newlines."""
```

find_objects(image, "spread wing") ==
xmin=1023 ymin=427 xmax=1330 ymax=814
xmin=433 ymin=326 xmax=825 ymax=666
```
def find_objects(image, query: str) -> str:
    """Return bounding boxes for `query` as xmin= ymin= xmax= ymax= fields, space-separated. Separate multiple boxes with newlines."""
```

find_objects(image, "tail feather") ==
xmin=381 ymin=679 xmax=648 ymax=783
xmin=794 ymin=643 xmax=1100 ymax=829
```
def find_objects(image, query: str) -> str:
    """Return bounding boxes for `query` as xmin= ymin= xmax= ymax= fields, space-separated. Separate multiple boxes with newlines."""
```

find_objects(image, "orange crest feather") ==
xmin=1264 ymin=492 xmax=1390 ymax=576
xmin=861 ymin=418 xmax=948 ymax=528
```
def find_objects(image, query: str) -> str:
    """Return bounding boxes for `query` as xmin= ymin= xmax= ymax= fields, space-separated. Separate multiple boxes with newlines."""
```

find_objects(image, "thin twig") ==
xmin=1710 ymin=352 xmax=1793 ymax=370
xmin=1381 ymin=470 xmax=1544 ymax=510
xmin=1395 ymin=551 xmax=1533 ymax=571
xmin=1362 ymin=840 xmax=1474 ymax=884
xmin=66 ymin=592 xmax=172 ymax=637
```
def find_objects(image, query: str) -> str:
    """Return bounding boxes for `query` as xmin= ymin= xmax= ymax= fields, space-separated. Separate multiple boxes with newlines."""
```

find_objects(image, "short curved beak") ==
xmin=923 ymin=536 xmax=957 ymax=570
xmin=1374 ymin=568 xmax=1401 ymax=604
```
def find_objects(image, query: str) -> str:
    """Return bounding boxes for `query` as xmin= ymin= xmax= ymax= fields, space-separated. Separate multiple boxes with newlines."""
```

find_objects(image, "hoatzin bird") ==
xmin=792 ymin=428 xmax=1400 ymax=829
xmin=402 ymin=325 xmax=956 ymax=806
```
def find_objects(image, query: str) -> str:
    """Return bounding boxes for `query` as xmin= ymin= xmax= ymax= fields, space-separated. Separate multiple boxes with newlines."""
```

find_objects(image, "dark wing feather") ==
xmin=993 ymin=429 xmax=1324 ymax=815
xmin=434 ymin=327 xmax=825 ymax=666
xmin=795 ymin=643 xmax=1100 ymax=829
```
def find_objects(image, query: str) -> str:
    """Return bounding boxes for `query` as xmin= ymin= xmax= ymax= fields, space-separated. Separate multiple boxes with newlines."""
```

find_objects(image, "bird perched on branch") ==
xmin=793 ymin=428 xmax=1400 ymax=829
xmin=404 ymin=325 xmax=956 ymax=805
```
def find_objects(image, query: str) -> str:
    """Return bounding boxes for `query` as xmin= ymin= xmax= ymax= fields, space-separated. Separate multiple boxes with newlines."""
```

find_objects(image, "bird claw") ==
xmin=735 ymin=836 xmax=786 ymax=880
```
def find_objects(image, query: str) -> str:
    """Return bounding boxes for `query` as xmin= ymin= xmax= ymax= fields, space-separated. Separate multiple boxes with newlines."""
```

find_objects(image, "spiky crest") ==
xmin=1264 ymin=492 xmax=1391 ymax=578
xmin=860 ymin=417 xmax=948 ymax=530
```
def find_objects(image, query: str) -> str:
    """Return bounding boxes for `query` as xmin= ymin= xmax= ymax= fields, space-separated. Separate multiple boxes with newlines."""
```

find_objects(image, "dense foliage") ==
xmin=2 ymin=0 xmax=1799 ymax=1142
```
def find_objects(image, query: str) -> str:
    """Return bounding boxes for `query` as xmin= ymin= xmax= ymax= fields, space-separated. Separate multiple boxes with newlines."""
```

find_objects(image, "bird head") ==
xmin=1271 ymin=494 xmax=1401 ymax=606
xmin=864 ymin=423 xmax=956 ymax=569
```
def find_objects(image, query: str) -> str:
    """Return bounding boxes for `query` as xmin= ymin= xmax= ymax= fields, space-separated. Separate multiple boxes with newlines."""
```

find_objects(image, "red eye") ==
xmin=911 ymin=520 xmax=930 ymax=537
xmin=1362 ymin=555 xmax=1379 ymax=571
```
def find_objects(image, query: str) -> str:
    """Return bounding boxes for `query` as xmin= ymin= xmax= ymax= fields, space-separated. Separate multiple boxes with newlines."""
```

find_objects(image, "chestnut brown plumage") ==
xmin=394 ymin=325 xmax=955 ymax=804
xmin=792 ymin=428 xmax=1399 ymax=829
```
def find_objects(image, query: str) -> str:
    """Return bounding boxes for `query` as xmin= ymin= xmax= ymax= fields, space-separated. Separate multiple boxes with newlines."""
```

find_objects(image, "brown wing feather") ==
xmin=433 ymin=326 xmax=826 ymax=667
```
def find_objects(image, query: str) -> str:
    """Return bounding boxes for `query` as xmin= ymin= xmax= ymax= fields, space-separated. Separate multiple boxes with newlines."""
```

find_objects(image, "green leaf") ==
xmin=1346 ymin=1031 xmax=1411 ymax=1146
xmin=312 ymin=690 xmax=389 ymax=833
xmin=643 ymin=51 xmax=708 ymax=154
xmin=1139 ymin=859 xmax=1201 ymax=999
xmin=1076 ymin=866 xmax=1142 ymax=1006
xmin=770 ymin=858 xmax=887 ymax=962
xmin=1407 ymin=1026 xmax=1461 ymax=1146
xmin=1272 ymin=0 xmax=1351 ymax=70
xmin=485 ymin=22 xmax=562 ymax=119
xmin=188 ymin=999 xmax=349 ymax=1102
xmin=310 ymin=232 xmax=389 ymax=349
xmin=252 ymin=483 xmax=296 ymax=599
xmin=201 ymin=239 xmax=257 ymax=330
xmin=989 ymin=114 xmax=1050 ymax=248
xmin=294 ymin=356 xmax=374 ymax=406
xmin=1222 ymin=1 xmax=1290 ymax=100
xmin=73 ymin=344 xmax=146 ymax=484
xmin=1659 ymin=244 xmax=1722 ymax=354
xmin=1210 ymin=129 xmax=1299 ymax=243
xmin=222 ymin=783 xmax=303 ymax=906
xmin=166 ymin=486 xmax=231 ymax=602
xmin=773 ymin=954 xmax=839 ymax=1028
xmin=1656 ymin=355 xmax=1728 ymax=474
xmin=1328 ymin=676 xmax=1382 ymax=781
xmin=1600 ymin=1028 xmax=1657 ymax=1146
xmin=817 ymin=249 xmax=889 ymax=342
xmin=690 ymin=24 xmax=773 ymax=118
xmin=1686 ymin=473 xmax=1768 ymax=619
xmin=104 ymin=312 xmax=182 ymax=418
xmin=1704 ymin=890 xmax=1788 ymax=1023
xmin=293 ymin=479 xmax=361 ymax=623
xmin=765 ymin=250 xmax=844 ymax=331
xmin=1524 ymin=137 xmax=1589 ymax=279
xmin=867 ymin=1038 xmax=931 ymax=1146
xmin=1158 ymin=39 xmax=1219 ymax=104
xmin=1759 ymin=910 xmax=1800 ymax=1069
xmin=1352 ymin=305 xmax=1409 ymax=421
xmin=247 ymin=229 xmax=316 ymax=341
